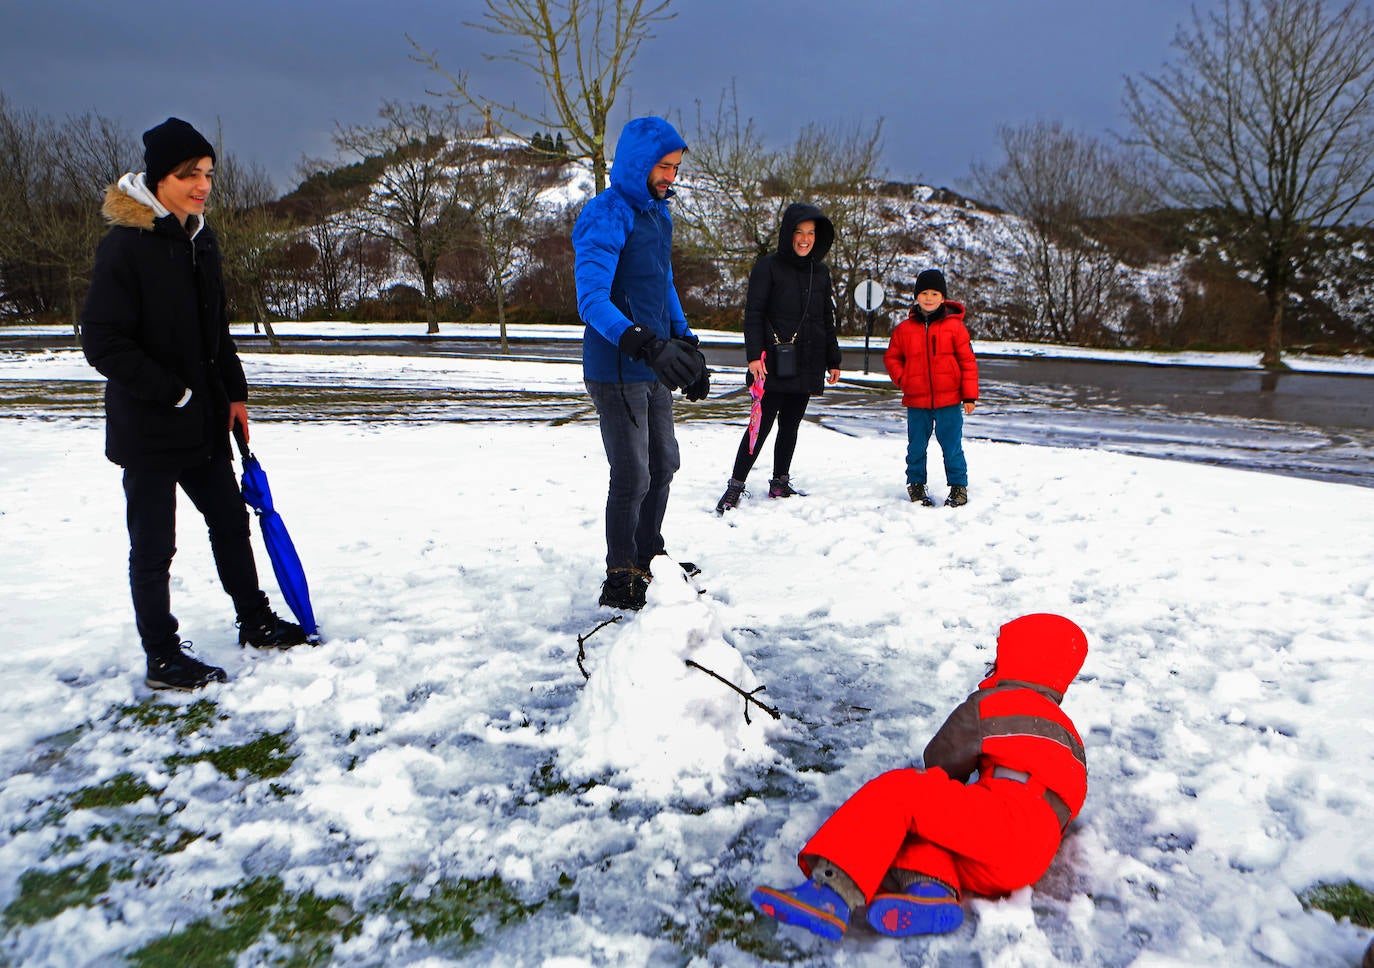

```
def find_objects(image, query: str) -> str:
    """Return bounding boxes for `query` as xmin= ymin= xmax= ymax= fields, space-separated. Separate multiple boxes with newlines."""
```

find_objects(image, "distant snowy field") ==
xmin=0 ymin=350 xmax=1372 ymax=966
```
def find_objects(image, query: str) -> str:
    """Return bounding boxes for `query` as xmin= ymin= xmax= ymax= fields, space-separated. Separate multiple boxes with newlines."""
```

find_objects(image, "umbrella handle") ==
xmin=232 ymin=425 xmax=252 ymax=463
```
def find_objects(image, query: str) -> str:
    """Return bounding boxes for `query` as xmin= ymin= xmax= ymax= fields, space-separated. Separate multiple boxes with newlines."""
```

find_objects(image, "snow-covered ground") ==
xmin=1 ymin=351 xmax=1372 ymax=966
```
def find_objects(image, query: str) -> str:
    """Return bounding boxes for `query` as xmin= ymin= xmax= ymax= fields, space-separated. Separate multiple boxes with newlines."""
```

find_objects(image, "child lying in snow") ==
xmin=751 ymin=613 xmax=1089 ymax=940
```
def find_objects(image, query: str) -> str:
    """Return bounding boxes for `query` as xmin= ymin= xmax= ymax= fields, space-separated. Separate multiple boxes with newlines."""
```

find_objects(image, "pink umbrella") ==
xmin=748 ymin=351 xmax=767 ymax=454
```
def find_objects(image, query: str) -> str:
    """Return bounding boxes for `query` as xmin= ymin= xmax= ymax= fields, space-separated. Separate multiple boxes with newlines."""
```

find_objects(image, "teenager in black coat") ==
xmin=716 ymin=202 xmax=842 ymax=513
xmin=81 ymin=117 xmax=308 ymax=691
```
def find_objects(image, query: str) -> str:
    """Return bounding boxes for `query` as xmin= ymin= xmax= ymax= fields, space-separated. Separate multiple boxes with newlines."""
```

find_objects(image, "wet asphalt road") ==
xmin=4 ymin=332 xmax=1371 ymax=487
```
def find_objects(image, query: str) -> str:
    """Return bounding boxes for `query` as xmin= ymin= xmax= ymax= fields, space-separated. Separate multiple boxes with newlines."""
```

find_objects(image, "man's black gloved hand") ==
xmin=618 ymin=325 xmax=657 ymax=361
xmin=683 ymin=344 xmax=710 ymax=400
xmin=684 ymin=363 xmax=711 ymax=401
xmin=618 ymin=327 xmax=702 ymax=390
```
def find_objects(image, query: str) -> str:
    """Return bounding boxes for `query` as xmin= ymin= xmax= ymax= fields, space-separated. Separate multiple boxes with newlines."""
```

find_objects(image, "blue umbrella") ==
xmin=233 ymin=427 xmax=319 ymax=639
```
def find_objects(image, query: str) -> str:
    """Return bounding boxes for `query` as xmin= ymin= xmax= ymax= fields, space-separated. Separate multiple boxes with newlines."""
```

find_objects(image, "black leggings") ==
xmin=731 ymin=389 xmax=812 ymax=481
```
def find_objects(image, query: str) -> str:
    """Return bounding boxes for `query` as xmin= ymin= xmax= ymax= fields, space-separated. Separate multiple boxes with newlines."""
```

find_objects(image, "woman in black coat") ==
xmin=716 ymin=202 xmax=842 ymax=513
xmin=81 ymin=117 xmax=308 ymax=692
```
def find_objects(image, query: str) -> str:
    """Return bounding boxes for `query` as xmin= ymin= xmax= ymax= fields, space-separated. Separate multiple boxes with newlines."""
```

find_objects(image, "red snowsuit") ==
xmin=798 ymin=614 xmax=1088 ymax=901
xmin=883 ymin=300 xmax=979 ymax=410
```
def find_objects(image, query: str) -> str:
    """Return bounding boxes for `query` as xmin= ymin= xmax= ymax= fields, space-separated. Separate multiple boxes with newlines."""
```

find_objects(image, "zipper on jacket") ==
xmin=925 ymin=321 xmax=936 ymax=409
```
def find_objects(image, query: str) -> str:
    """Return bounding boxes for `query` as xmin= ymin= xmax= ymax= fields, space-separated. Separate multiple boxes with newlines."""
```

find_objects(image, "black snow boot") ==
xmin=945 ymin=485 xmax=968 ymax=508
xmin=146 ymin=641 xmax=227 ymax=692
xmin=598 ymin=568 xmax=648 ymax=610
xmin=237 ymin=603 xmax=308 ymax=649
xmin=715 ymin=478 xmax=746 ymax=514
xmin=907 ymin=483 xmax=935 ymax=506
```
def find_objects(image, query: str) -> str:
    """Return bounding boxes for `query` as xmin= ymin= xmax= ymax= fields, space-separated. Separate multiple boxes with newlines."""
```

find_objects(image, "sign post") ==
xmin=853 ymin=280 xmax=885 ymax=374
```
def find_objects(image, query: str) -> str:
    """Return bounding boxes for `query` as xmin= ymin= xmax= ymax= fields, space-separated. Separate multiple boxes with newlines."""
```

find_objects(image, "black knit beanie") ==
xmin=915 ymin=268 xmax=948 ymax=298
xmin=143 ymin=117 xmax=215 ymax=189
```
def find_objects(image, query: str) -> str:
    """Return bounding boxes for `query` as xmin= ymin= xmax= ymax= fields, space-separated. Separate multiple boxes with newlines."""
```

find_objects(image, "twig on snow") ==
xmin=685 ymin=659 xmax=781 ymax=724
xmin=575 ymin=615 xmax=622 ymax=680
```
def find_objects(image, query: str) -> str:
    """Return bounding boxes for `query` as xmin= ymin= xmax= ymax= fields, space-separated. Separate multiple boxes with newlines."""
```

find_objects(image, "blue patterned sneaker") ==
xmin=867 ymin=881 xmax=963 ymax=936
xmin=750 ymin=879 xmax=849 ymax=941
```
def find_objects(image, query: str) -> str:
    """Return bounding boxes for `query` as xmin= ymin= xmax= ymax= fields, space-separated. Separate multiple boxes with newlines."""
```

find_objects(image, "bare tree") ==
xmin=673 ymin=86 xmax=779 ymax=280
xmin=333 ymin=101 xmax=472 ymax=333
xmin=774 ymin=119 xmax=891 ymax=332
xmin=0 ymin=100 xmax=138 ymax=330
xmin=46 ymin=112 xmax=139 ymax=333
xmin=971 ymin=121 xmax=1156 ymax=343
xmin=212 ymin=149 xmax=288 ymax=343
xmin=456 ymin=148 xmax=556 ymax=351
xmin=411 ymin=0 xmax=674 ymax=193
xmin=1124 ymin=0 xmax=1374 ymax=367
xmin=676 ymin=93 xmax=887 ymax=331
xmin=0 ymin=95 xmax=49 ymax=319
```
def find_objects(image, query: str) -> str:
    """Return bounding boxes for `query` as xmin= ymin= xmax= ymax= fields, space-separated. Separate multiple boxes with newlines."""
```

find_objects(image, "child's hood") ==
xmin=979 ymin=613 xmax=1088 ymax=700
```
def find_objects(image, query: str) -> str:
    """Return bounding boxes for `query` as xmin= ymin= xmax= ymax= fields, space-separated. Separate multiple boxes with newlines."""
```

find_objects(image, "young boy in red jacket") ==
xmin=751 ymin=613 xmax=1089 ymax=940
xmin=883 ymin=268 xmax=979 ymax=507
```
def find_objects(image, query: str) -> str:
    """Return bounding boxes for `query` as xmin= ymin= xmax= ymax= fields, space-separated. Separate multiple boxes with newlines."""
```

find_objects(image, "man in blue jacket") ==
xmin=573 ymin=115 xmax=709 ymax=610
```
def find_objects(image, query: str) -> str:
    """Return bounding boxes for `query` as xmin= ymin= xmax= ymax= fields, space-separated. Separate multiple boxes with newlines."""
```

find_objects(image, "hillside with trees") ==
xmin=2 ymin=71 xmax=1370 ymax=358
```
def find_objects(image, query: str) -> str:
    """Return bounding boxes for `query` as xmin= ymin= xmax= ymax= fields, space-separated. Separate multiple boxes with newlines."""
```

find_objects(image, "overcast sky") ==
xmin=2 ymin=0 xmax=1208 ymax=197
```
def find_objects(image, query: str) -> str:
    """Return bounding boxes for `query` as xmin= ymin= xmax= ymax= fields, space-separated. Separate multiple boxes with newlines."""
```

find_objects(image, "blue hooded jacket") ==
xmin=573 ymin=116 xmax=694 ymax=383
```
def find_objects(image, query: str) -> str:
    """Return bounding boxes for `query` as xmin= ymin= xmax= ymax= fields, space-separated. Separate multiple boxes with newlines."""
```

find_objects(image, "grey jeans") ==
xmin=585 ymin=379 xmax=680 ymax=571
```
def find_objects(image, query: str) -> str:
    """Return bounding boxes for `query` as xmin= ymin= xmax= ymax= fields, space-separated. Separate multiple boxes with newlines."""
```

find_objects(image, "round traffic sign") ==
xmin=854 ymin=280 xmax=885 ymax=312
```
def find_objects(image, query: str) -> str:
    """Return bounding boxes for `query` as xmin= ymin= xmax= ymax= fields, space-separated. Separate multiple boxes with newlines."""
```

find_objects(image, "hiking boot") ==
xmin=750 ymin=879 xmax=849 ymax=941
xmin=237 ymin=603 xmax=308 ymax=649
xmin=945 ymin=485 xmax=968 ymax=508
xmin=867 ymin=881 xmax=963 ymax=937
xmin=907 ymin=482 xmax=935 ymax=506
xmin=146 ymin=641 xmax=227 ymax=692
xmin=768 ymin=475 xmax=803 ymax=498
xmin=715 ymin=478 xmax=746 ymax=514
xmin=598 ymin=569 xmax=647 ymax=610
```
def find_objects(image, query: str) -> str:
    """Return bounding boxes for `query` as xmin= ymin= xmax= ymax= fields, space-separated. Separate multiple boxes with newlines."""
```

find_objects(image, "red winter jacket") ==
xmin=883 ymin=300 xmax=979 ymax=410
xmin=922 ymin=614 xmax=1088 ymax=828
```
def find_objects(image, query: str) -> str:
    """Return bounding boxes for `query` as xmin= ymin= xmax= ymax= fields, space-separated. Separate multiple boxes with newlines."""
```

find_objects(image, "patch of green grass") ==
xmin=70 ymin=771 xmax=160 ymax=810
xmin=127 ymin=876 xmax=361 ymax=968
xmin=48 ymin=816 xmax=200 ymax=859
xmin=165 ymin=730 xmax=297 ymax=780
xmin=384 ymin=874 xmax=573 ymax=946
xmin=527 ymin=758 xmax=597 ymax=798
xmin=2 ymin=861 xmax=122 ymax=928
xmin=1302 ymin=880 xmax=1374 ymax=927
xmin=659 ymin=878 xmax=797 ymax=961
xmin=114 ymin=697 xmax=223 ymax=738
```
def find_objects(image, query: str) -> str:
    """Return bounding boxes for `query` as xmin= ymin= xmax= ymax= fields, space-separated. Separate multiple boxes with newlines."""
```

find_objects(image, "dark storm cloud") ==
xmin=1 ymin=0 xmax=1202 ymax=194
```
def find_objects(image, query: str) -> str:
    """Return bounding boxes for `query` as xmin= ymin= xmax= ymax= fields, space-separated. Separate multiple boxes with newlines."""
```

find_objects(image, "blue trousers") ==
xmin=586 ymin=379 xmax=680 ymax=571
xmin=906 ymin=405 xmax=968 ymax=487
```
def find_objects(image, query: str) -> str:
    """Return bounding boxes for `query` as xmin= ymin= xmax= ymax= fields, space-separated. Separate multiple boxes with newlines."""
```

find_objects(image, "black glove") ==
xmin=684 ymin=361 xmax=711 ymax=401
xmin=618 ymin=327 xmax=702 ymax=390
xmin=618 ymin=325 xmax=657 ymax=360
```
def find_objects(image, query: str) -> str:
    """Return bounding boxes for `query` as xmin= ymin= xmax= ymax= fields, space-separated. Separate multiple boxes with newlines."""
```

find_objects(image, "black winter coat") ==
xmin=81 ymin=184 xmax=247 ymax=470
xmin=743 ymin=202 xmax=843 ymax=395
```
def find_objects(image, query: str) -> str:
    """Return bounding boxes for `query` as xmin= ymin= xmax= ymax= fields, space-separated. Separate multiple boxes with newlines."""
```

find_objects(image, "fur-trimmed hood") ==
xmin=102 ymin=173 xmax=204 ymax=238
